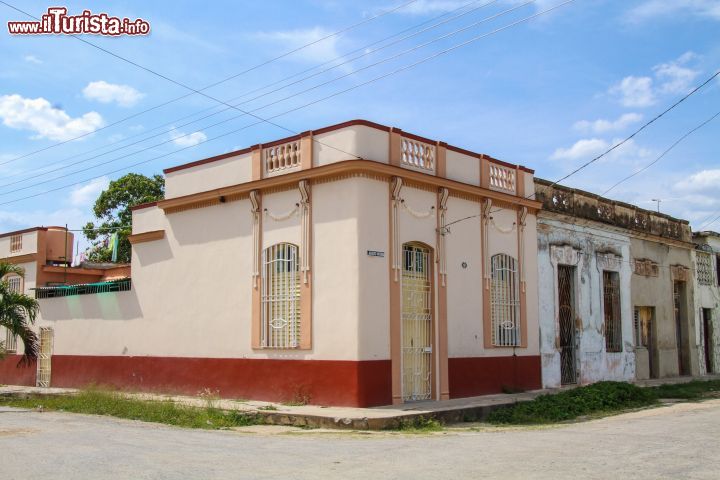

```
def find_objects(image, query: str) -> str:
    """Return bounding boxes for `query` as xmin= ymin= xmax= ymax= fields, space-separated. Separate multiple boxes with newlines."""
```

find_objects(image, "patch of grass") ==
xmin=391 ymin=416 xmax=443 ymax=433
xmin=0 ymin=389 xmax=262 ymax=430
xmin=258 ymin=405 xmax=278 ymax=411
xmin=650 ymin=380 xmax=720 ymax=400
xmin=487 ymin=381 xmax=657 ymax=425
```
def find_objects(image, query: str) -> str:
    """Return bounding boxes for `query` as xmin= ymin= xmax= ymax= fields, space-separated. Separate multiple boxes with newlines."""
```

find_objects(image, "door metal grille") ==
xmin=603 ymin=271 xmax=622 ymax=352
xmin=557 ymin=265 xmax=577 ymax=385
xmin=36 ymin=327 xmax=53 ymax=387
xmin=401 ymin=244 xmax=432 ymax=402
xmin=261 ymin=243 xmax=300 ymax=349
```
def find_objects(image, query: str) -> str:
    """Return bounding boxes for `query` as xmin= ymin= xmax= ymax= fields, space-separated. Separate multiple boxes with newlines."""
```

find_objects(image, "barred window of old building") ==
xmin=261 ymin=243 xmax=301 ymax=349
xmin=490 ymin=254 xmax=520 ymax=346
xmin=603 ymin=271 xmax=622 ymax=352
xmin=697 ymin=252 xmax=714 ymax=285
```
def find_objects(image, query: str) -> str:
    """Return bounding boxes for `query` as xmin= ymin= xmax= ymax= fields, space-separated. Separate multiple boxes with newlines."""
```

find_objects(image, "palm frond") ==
xmin=0 ymin=277 xmax=39 ymax=363
xmin=0 ymin=262 xmax=25 ymax=279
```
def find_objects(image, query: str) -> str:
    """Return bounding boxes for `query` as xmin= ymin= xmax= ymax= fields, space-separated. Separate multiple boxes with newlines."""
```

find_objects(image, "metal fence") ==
xmin=34 ymin=278 xmax=131 ymax=299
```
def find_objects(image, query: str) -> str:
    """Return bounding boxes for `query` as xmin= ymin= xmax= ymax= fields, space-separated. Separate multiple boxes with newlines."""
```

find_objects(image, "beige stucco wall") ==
xmin=164 ymin=151 xmax=253 ymax=199
xmin=0 ymin=230 xmax=38 ymax=257
xmin=37 ymin=181 xmax=366 ymax=361
xmin=445 ymin=150 xmax=480 ymax=186
xmin=630 ymin=237 xmax=698 ymax=377
xmin=313 ymin=125 xmax=389 ymax=166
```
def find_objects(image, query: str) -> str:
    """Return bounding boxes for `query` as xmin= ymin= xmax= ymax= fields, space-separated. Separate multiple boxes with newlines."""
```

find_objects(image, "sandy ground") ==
xmin=1 ymin=400 xmax=718 ymax=479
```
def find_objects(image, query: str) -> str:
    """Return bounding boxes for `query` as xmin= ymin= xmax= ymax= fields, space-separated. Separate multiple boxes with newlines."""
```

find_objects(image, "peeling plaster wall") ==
xmin=630 ymin=237 xmax=698 ymax=378
xmin=537 ymin=214 xmax=635 ymax=388
xmin=692 ymin=236 xmax=720 ymax=375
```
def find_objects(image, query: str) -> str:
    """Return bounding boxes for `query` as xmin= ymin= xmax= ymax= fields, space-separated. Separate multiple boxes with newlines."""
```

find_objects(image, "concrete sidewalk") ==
xmin=2 ymin=374 xmax=719 ymax=430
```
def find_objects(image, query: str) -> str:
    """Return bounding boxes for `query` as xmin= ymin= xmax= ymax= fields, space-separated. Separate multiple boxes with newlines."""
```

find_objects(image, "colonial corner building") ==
xmin=1 ymin=120 xmax=718 ymax=407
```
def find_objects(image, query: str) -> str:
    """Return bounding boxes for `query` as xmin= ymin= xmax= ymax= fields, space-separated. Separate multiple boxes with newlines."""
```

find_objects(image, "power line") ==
xmin=601 ymin=109 xmax=720 ymax=197
xmin=549 ymin=69 xmax=720 ymax=190
xmin=0 ymin=0 xmax=510 ymax=188
xmin=444 ymin=70 xmax=720 ymax=229
xmin=0 ymin=0 xmax=575 ymax=207
xmin=0 ymin=0 xmax=422 ymax=166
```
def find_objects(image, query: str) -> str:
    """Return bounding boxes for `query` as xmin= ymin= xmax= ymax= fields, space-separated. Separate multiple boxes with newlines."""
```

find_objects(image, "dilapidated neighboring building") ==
xmin=692 ymin=231 xmax=720 ymax=375
xmin=535 ymin=179 xmax=698 ymax=388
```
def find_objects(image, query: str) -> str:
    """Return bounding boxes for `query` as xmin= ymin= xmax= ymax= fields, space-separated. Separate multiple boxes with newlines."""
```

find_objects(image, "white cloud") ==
xmin=608 ymin=52 xmax=702 ymax=108
xmin=674 ymin=169 xmax=720 ymax=193
xmin=24 ymin=55 xmax=42 ymax=64
xmin=653 ymin=52 xmax=701 ymax=94
xmin=551 ymin=138 xmax=608 ymax=161
xmin=627 ymin=0 xmax=720 ymax=22
xmin=254 ymin=27 xmax=342 ymax=65
xmin=0 ymin=94 xmax=104 ymax=141
xmin=82 ymin=81 xmax=144 ymax=107
xmin=574 ymin=113 xmax=643 ymax=134
xmin=608 ymin=76 xmax=656 ymax=107
xmin=69 ymin=177 xmax=109 ymax=207
xmin=170 ymin=128 xmax=207 ymax=147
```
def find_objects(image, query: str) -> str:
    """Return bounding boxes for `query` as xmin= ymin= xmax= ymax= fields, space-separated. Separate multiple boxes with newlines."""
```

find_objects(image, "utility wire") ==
xmin=0 ymin=0 xmax=575 ymax=207
xmin=601 ymin=109 xmax=720 ymax=197
xmin=0 ymin=0 xmax=509 ymax=188
xmin=0 ymin=0 xmax=530 ymax=193
xmin=0 ymin=0 xmax=422 ymax=166
xmin=442 ymin=69 xmax=720 ymax=230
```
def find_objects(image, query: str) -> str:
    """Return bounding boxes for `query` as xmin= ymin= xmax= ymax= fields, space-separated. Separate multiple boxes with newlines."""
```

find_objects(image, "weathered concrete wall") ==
xmin=537 ymin=214 xmax=635 ymax=388
xmin=630 ymin=237 xmax=698 ymax=377
xmin=692 ymin=234 xmax=720 ymax=375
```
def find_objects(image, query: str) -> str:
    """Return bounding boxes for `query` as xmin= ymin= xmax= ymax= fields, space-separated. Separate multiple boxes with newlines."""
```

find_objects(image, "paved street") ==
xmin=1 ymin=400 xmax=718 ymax=479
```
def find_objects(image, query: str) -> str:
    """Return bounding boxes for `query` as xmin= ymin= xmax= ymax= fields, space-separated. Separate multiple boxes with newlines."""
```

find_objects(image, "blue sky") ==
xmin=1 ymin=0 xmax=719 ymax=243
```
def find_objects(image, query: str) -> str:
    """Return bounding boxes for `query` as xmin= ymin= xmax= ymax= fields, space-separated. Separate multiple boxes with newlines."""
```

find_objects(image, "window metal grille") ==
xmin=697 ymin=252 xmax=714 ymax=285
xmin=9 ymin=234 xmax=22 ymax=253
xmin=401 ymin=244 xmax=432 ymax=402
xmin=3 ymin=275 xmax=21 ymax=353
xmin=4 ymin=328 xmax=17 ymax=353
xmin=491 ymin=254 xmax=520 ymax=346
xmin=36 ymin=327 xmax=53 ymax=387
xmin=261 ymin=243 xmax=301 ymax=349
xmin=557 ymin=265 xmax=576 ymax=384
xmin=6 ymin=275 xmax=21 ymax=293
xmin=603 ymin=271 xmax=622 ymax=352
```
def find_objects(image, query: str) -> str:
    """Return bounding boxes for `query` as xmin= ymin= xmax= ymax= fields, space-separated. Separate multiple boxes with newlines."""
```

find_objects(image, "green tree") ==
xmin=83 ymin=173 xmax=164 ymax=264
xmin=0 ymin=262 xmax=39 ymax=362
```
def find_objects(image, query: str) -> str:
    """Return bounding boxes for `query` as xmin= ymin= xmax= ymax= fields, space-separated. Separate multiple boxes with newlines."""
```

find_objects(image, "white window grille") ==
xmin=697 ymin=252 xmax=714 ymax=285
xmin=261 ymin=243 xmax=301 ymax=348
xmin=490 ymin=254 xmax=520 ymax=346
xmin=9 ymin=234 xmax=22 ymax=253
xmin=6 ymin=275 xmax=22 ymax=293
xmin=4 ymin=327 xmax=17 ymax=353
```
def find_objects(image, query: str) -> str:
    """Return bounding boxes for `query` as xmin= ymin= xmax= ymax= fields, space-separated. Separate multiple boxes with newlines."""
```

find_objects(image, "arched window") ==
xmin=490 ymin=254 xmax=520 ymax=346
xmin=261 ymin=243 xmax=300 ymax=348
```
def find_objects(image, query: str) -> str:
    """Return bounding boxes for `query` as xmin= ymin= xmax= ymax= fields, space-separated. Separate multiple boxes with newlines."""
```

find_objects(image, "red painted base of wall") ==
xmin=449 ymin=355 xmax=542 ymax=398
xmin=0 ymin=355 xmax=36 ymax=386
xmin=0 ymin=355 xmax=392 ymax=407
xmin=0 ymin=354 xmax=541 ymax=406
